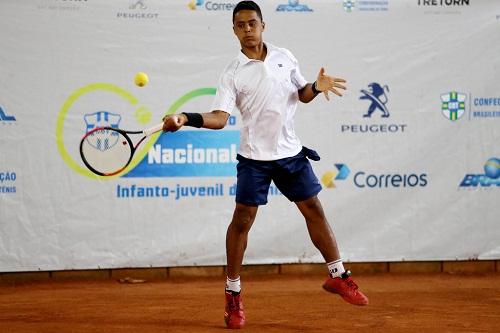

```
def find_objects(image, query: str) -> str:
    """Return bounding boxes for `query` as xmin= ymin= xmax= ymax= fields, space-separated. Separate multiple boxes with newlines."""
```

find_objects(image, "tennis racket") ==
xmin=79 ymin=122 xmax=164 ymax=176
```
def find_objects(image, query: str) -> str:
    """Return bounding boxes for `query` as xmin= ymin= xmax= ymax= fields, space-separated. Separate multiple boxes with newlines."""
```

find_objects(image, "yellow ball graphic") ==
xmin=134 ymin=72 xmax=149 ymax=87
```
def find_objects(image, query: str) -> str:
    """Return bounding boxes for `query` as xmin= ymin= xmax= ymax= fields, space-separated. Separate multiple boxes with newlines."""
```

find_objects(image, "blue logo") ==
xmin=341 ymin=82 xmax=407 ymax=134
xmin=0 ymin=106 xmax=16 ymax=122
xmin=361 ymin=83 xmax=390 ymax=118
xmin=123 ymin=130 xmax=240 ymax=177
xmin=276 ymin=0 xmax=313 ymax=12
xmin=83 ymin=111 xmax=121 ymax=151
xmin=460 ymin=158 xmax=500 ymax=188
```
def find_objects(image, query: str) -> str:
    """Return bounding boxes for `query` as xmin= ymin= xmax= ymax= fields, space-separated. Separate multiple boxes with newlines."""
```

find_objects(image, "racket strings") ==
xmin=80 ymin=129 xmax=134 ymax=176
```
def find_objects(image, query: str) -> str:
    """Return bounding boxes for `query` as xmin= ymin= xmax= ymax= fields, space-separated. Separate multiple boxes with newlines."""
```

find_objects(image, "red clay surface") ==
xmin=0 ymin=273 xmax=499 ymax=332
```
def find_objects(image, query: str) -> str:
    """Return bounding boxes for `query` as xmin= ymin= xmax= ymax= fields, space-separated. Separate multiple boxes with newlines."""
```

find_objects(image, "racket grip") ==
xmin=143 ymin=123 xmax=164 ymax=137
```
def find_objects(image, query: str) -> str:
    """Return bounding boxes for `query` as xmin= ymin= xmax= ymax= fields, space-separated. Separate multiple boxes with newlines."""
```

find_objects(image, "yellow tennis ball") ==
xmin=134 ymin=72 xmax=148 ymax=87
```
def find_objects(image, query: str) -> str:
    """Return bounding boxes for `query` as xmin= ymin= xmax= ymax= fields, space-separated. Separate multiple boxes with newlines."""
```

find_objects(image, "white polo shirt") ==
xmin=211 ymin=42 xmax=308 ymax=161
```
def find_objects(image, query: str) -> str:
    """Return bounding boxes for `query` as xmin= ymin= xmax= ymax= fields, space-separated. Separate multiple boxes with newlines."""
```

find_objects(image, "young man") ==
xmin=162 ymin=1 xmax=368 ymax=329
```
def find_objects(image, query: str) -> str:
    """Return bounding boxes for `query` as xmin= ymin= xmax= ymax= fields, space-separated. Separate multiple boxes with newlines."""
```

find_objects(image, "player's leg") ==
xmin=273 ymin=148 xmax=368 ymax=306
xmin=225 ymin=155 xmax=272 ymax=329
xmin=224 ymin=203 xmax=257 ymax=329
xmin=226 ymin=203 xmax=258 ymax=280
xmin=295 ymin=196 xmax=340 ymax=263
xmin=296 ymin=196 xmax=368 ymax=305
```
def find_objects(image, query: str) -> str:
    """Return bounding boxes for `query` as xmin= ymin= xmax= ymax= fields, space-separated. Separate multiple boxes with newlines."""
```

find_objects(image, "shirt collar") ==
xmin=237 ymin=42 xmax=275 ymax=65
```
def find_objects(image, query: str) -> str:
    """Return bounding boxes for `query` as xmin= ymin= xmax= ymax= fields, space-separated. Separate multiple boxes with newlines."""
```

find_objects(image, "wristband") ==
xmin=181 ymin=112 xmax=204 ymax=128
xmin=311 ymin=81 xmax=321 ymax=95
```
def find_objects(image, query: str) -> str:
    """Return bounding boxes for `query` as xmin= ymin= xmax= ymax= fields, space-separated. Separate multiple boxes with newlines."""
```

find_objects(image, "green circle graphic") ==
xmin=56 ymin=86 xmax=216 ymax=179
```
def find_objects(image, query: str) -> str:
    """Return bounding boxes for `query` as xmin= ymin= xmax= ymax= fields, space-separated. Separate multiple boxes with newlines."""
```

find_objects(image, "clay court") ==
xmin=1 ymin=273 xmax=499 ymax=333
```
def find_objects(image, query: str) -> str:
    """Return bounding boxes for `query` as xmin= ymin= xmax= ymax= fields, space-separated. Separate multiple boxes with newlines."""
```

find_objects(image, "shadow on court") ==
xmin=0 ymin=274 xmax=498 ymax=332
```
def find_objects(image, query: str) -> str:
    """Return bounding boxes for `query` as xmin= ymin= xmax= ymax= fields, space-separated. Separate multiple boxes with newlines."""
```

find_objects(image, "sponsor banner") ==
xmin=0 ymin=0 xmax=499 ymax=271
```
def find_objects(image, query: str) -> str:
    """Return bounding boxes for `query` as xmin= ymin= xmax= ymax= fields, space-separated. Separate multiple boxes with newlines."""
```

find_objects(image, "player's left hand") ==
xmin=316 ymin=67 xmax=346 ymax=101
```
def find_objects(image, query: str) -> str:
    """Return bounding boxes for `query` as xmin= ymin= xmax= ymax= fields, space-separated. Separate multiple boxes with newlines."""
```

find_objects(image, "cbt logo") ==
xmin=0 ymin=106 xmax=16 ymax=123
xmin=276 ymin=0 xmax=313 ymax=12
xmin=441 ymin=91 xmax=500 ymax=121
xmin=343 ymin=0 xmax=355 ymax=12
xmin=343 ymin=0 xmax=388 ymax=12
xmin=322 ymin=164 xmax=428 ymax=189
xmin=459 ymin=158 xmax=500 ymax=188
xmin=441 ymin=91 xmax=466 ymax=121
xmin=341 ymin=82 xmax=407 ymax=134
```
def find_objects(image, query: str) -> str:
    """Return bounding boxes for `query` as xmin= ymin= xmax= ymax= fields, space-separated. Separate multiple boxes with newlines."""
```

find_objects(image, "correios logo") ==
xmin=321 ymin=164 xmax=350 ymax=188
xmin=322 ymin=164 xmax=428 ymax=189
xmin=188 ymin=0 xmax=236 ymax=11
xmin=459 ymin=158 xmax=500 ymax=188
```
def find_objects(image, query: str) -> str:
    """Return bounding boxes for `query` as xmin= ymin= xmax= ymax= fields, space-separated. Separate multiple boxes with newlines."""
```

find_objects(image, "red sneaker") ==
xmin=224 ymin=291 xmax=245 ymax=329
xmin=322 ymin=270 xmax=369 ymax=306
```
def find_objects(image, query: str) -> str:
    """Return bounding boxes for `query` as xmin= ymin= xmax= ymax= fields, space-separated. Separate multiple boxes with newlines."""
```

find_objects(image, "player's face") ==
xmin=233 ymin=10 xmax=265 ymax=48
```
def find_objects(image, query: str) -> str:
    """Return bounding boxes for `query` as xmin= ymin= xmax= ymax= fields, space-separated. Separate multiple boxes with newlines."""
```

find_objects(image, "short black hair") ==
xmin=232 ymin=1 xmax=263 ymax=23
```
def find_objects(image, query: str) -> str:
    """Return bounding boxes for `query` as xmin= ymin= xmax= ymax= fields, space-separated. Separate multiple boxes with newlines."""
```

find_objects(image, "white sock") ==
xmin=327 ymin=259 xmax=345 ymax=278
xmin=226 ymin=276 xmax=241 ymax=293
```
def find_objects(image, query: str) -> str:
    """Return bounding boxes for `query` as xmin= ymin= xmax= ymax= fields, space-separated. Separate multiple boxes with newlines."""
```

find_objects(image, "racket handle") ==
xmin=143 ymin=123 xmax=164 ymax=137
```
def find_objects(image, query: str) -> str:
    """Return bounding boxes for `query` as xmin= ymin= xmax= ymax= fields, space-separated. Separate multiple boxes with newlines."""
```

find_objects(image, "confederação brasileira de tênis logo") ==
xmin=441 ymin=91 xmax=466 ymax=121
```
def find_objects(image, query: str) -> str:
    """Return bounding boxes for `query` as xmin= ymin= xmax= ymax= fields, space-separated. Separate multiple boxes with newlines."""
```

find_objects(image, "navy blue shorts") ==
xmin=235 ymin=147 xmax=322 ymax=206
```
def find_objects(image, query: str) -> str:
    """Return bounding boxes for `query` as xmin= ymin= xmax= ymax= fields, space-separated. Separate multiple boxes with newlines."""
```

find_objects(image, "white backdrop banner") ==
xmin=1 ymin=0 xmax=499 ymax=271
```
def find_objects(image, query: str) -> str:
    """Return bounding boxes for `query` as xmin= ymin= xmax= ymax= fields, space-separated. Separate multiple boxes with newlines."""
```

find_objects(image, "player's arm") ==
xmin=162 ymin=110 xmax=230 ymax=132
xmin=298 ymin=67 xmax=347 ymax=103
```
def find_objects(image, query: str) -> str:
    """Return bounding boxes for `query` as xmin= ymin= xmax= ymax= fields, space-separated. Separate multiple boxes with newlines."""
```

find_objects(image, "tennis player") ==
xmin=162 ymin=1 xmax=368 ymax=329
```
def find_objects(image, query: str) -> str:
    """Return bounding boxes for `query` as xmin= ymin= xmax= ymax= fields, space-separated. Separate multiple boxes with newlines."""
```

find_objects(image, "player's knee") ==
xmin=231 ymin=205 xmax=257 ymax=233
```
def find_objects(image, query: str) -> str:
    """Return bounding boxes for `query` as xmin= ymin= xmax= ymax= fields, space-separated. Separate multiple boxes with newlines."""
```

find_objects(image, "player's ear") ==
xmin=262 ymin=21 xmax=265 ymax=31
